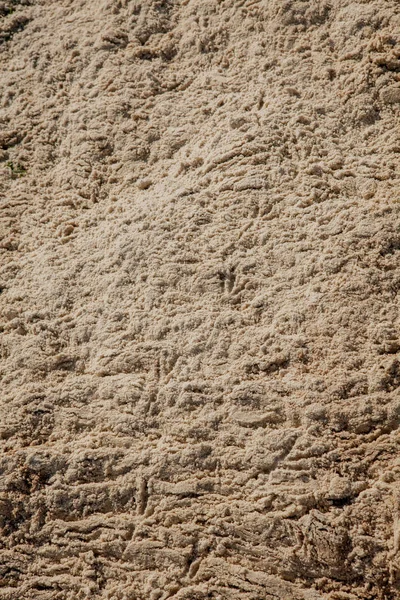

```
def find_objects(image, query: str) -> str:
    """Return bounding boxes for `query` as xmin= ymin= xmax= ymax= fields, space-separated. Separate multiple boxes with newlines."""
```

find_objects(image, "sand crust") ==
xmin=1 ymin=0 xmax=400 ymax=598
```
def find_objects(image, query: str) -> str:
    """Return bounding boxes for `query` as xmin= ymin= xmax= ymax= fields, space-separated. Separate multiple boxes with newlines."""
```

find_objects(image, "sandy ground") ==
xmin=1 ymin=0 xmax=400 ymax=598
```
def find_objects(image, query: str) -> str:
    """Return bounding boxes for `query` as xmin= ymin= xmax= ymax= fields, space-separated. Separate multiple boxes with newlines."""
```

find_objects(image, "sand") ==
xmin=1 ymin=0 xmax=400 ymax=598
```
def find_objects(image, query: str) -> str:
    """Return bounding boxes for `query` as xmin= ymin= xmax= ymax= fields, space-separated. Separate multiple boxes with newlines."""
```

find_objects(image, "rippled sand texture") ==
xmin=1 ymin=0 xmax=400 ymax=598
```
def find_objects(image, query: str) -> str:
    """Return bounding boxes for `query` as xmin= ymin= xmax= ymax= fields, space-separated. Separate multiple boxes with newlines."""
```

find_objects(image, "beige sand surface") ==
xmin=1 ymin=0 xmax=400 ymax=598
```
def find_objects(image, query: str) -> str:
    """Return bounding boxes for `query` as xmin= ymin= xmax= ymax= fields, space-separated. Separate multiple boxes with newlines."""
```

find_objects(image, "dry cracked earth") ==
xmin=1 ymin=0 xmax=400 ymax=598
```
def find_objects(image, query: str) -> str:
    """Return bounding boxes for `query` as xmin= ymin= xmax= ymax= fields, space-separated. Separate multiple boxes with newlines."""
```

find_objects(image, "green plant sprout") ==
xmin=6 ymin=161 xmax=26 ymax=178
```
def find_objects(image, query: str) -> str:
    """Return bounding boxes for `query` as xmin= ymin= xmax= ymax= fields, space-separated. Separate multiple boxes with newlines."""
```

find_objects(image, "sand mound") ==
xmin=1 ymin=0 xmax=400 ymax=598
